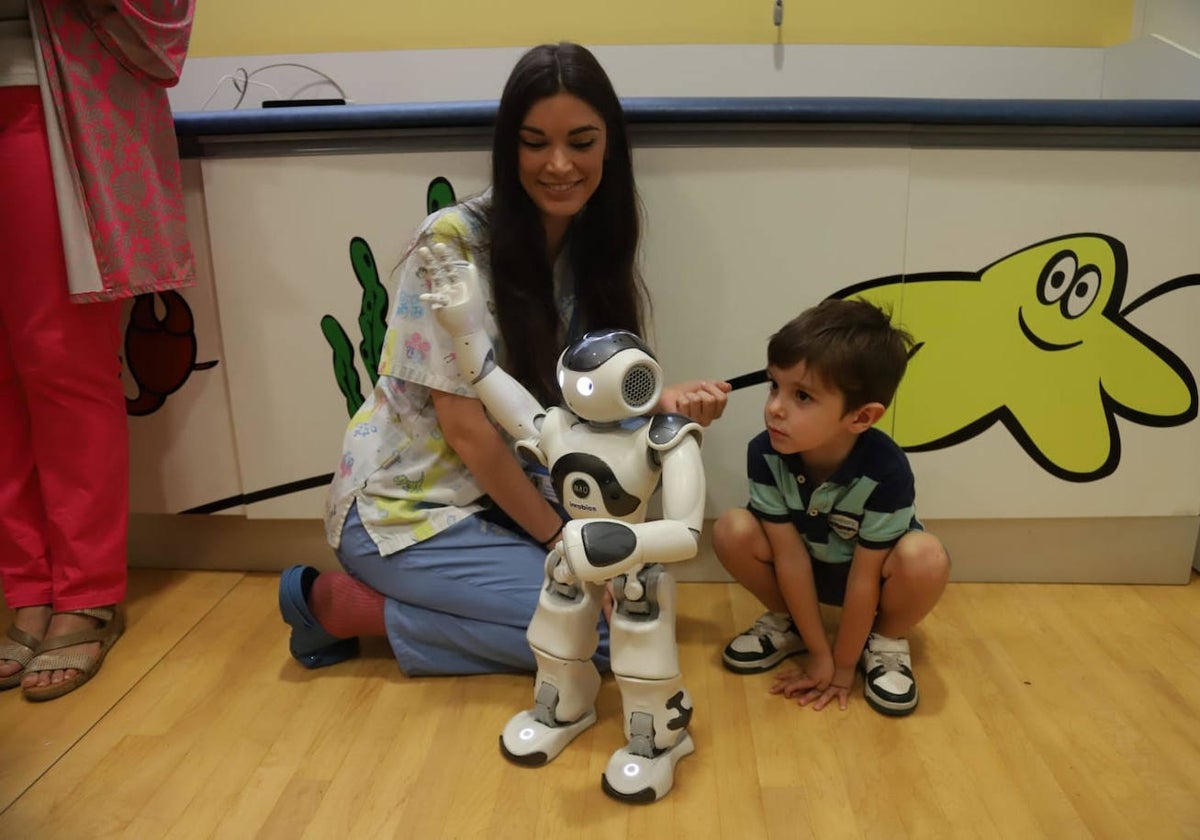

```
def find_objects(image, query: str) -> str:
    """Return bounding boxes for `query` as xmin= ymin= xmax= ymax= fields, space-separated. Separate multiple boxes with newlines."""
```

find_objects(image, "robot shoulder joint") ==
xmin=646 ymin=413 xmax=703 ymax=453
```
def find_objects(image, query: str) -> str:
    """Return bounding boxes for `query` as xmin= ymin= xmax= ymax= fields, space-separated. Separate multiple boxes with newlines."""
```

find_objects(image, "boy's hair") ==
xmin=767 ymin=298 xmax=914 ymax=412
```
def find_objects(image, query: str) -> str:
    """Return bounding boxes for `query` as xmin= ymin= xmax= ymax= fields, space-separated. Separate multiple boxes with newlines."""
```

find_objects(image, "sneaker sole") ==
xmin=721 ymin=648 xmax=802 ymax=674
xmin=863 ymin=688 xmax=918 ymax=716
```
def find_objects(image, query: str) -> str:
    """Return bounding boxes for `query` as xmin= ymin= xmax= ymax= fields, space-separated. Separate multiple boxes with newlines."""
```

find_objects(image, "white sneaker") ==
xmin=860 ymin=632 xmax=918 ymax=716
xmin=722 ymin=611 xmax=805 ymax=673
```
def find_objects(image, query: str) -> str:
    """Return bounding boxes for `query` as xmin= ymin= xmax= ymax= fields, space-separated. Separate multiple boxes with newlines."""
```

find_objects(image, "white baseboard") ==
xmin=128 ymin=514 xmax=1199 ymax=585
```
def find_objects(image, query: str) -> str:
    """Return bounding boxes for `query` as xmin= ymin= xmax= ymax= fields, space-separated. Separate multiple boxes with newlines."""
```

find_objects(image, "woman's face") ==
xmin=517 ymin=92 xmax=608 ymax=228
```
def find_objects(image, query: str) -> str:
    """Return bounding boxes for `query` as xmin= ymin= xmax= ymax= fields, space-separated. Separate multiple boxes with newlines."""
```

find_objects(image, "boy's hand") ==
xmin=770 ymin=656 xmax=854 ymax=711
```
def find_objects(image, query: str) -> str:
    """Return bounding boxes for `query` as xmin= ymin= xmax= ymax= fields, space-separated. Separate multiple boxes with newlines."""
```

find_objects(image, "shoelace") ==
xmin=751 ymin=614 xmax=789 ymax=636
xmin=872 ymin=650 xmax=907 ymax=672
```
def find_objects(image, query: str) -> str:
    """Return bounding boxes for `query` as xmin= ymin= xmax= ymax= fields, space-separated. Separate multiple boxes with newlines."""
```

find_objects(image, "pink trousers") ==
xmin=0 ymin=86 xmax=127 ymax=611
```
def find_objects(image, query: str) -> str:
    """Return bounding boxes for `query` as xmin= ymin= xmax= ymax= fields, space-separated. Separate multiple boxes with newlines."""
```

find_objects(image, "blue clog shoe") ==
xmin=279 ymin=565 xmax=360 ymax=668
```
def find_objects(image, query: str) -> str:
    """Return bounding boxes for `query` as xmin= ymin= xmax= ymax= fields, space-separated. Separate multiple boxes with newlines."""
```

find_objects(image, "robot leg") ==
xmin=500 ymin=568 xmax=606 ymax=767
xmin=602 ymin=565 xmax=695 ymax=803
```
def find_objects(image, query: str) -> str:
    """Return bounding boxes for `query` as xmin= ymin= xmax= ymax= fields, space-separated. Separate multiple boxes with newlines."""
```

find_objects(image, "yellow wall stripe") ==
xmin=189 ymin=1 xmax=1135 ymax=58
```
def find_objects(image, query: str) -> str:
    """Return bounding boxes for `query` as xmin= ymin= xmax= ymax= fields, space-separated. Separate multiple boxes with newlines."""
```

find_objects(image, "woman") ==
xmin=280 ymin=42 xmax=729 ymax=676
xmin=0 ymin=1 xmax=194 ymax=701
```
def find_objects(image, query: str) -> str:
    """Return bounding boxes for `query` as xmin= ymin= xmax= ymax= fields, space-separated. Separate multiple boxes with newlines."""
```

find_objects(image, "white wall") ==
xmin=1135 ymin=0 xmax=1200 ymax=51
xmin=1106 ymin=0 xmax=1200 ymax=97
xmin=168 ymin=44 xmax=1109 ymax=113
xmin=158 ymin=144 xmax=1200 ymax=528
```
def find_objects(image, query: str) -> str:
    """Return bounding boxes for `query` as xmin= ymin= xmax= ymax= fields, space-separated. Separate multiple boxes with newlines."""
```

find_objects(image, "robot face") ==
xmin=556 ymin=329 xmax=663 ymax=422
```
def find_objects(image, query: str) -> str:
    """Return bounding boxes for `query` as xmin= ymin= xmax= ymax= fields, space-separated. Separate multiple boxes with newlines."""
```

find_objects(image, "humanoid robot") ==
xmin=419 ymin=243 xmax=705 ymax=803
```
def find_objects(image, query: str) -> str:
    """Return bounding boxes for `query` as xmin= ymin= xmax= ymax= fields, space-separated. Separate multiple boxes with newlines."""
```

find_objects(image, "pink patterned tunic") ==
xmin=30 ymin=1 xmax=195 ymax=302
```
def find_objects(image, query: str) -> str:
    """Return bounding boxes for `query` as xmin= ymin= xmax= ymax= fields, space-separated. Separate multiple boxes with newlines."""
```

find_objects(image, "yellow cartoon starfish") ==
xmin=837 ymin=234 xmax=1198 ymax=480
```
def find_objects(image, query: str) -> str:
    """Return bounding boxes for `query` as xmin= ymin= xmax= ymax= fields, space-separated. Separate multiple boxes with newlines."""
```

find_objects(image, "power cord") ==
xmin=200 ymin=62 xmax=351 ymax=110
xmin=199 ymin=68 xmax=281 ymax=110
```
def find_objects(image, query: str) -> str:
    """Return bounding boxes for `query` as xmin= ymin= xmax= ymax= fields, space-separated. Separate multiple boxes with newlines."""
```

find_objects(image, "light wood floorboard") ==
xmin=1 ymin=571 xmax=1198 ymax=838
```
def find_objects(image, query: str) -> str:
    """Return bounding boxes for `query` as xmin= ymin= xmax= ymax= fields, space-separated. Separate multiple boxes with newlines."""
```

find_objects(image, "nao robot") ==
xmin=419 ymin=243 xmax=704 ymax=803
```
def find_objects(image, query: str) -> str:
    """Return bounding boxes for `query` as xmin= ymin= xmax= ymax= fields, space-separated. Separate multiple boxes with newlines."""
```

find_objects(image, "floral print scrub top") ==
xmin=324 ymin=192 xmax=575 ymax=554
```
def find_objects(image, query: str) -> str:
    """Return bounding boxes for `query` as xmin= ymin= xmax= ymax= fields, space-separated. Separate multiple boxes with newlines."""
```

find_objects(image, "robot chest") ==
xmin=547 ymin=430 xmax=657 ymax=520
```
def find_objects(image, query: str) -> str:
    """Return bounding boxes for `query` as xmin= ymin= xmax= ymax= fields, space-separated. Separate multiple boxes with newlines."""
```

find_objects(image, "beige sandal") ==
xmin=21 ymin=607 xmax=124 ymax=702
xmin=0 ymin=624 xmax=42 ymax=691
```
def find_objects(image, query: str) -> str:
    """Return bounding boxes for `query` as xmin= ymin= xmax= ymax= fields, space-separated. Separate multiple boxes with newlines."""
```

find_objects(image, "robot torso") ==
xmin=539 ymin=408 xmax=664 ymax=524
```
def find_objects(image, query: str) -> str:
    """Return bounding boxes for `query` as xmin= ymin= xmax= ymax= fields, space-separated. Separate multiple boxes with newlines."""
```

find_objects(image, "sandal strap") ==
xmin=34 ymin=608 xmax=123 ymax=654
xmin=24 ymin=651 xmax=97 ymax=674
xmin=0 ymin=625 xmax=42 ymax=666
xmin=67 ymin=607 xmax=116 ymax=623
xmin=35 ymin=627 xmax=107 ymax=652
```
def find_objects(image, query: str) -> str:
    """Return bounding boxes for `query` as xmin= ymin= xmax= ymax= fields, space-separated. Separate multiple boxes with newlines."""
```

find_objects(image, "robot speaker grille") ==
xmin=622 ymin=364 xmax=657 ymax=408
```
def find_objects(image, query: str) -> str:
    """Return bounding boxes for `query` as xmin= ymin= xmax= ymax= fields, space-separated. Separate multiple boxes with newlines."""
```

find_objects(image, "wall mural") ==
xmin=178 ymin=176 xmax=458 ymax=514
xmin=168 ymin=176 xmax=1199 ymax=512
xmin=837 ymin=234 xmax=1199 ymax=481
xmin=320 ymin=176 xmax=457 ymax=418
xmin=123 ymin=289 xmax=219 ymax=416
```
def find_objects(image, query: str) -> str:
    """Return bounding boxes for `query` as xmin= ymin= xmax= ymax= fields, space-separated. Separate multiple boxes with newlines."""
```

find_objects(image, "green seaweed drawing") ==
xmin=322 ymin=177 xmax=457 ymax=416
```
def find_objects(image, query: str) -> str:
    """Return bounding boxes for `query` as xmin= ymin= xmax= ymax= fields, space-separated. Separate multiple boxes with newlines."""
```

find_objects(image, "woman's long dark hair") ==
xmin=480 ymin=42 xmax=649 ymax=403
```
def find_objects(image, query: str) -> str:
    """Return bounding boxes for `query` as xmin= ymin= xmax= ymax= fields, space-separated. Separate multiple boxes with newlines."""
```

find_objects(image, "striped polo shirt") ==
xmin=746 ymin=427 xmax=919 ymax=564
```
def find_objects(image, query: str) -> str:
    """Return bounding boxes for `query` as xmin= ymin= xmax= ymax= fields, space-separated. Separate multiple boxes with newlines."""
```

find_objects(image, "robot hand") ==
xmin=556 ymin=519 xmax=698 ymax=585
xmin=417 ymin=242 xmax=486 ymax=338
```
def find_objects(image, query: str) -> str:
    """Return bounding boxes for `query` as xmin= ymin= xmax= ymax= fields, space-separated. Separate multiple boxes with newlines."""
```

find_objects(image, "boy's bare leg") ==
xmin=713 ymin=509 xmax=787 ymax=613
xmin=874 ymin=531 xmax=950 ymax=638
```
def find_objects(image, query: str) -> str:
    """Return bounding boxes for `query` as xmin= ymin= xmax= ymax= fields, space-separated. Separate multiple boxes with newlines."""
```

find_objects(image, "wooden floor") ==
xmin=1 ymin=569 xmax=1199 ymax=839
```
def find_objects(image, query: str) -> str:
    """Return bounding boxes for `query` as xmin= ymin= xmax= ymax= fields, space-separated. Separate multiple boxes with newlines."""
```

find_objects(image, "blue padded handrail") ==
xmin=174 ymin=96 xmax=1200 ymax=139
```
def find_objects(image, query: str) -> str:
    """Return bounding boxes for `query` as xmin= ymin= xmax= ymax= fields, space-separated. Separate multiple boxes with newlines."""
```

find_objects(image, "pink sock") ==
xmin=309 ymin=571 xmax=387 ymax=638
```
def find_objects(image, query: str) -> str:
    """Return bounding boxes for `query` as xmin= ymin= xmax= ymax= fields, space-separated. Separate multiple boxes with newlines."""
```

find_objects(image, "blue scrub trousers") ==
xmin=337 ymin=503 xmax=610 ymax=676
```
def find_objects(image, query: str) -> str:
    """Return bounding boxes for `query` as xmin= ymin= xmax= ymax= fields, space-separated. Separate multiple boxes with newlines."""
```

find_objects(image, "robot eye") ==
xmin=576 ymin=377 xmax=595 ymax=396
xmin=557 ymin=369 xmax=565 ymax=387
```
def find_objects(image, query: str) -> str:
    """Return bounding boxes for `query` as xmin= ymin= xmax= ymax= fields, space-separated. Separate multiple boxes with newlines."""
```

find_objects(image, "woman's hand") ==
xmin=658 ymin=379 xmax=732 ymax=426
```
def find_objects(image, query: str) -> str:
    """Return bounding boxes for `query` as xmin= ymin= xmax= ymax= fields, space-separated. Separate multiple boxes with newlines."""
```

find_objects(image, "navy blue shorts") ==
xmin=812 ymin=559 xmax=850 ymax=606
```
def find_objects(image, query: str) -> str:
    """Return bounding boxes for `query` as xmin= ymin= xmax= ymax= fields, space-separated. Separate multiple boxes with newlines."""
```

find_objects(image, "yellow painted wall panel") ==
xmin=189 ymin=0 xmax=1134 ymax=58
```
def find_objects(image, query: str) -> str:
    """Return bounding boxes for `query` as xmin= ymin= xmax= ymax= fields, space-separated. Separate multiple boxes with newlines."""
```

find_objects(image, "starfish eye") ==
xmin=1038 ymin=251 xmax=1077 ymax=305
xmin=1063 ymin=266 xmax=1101 ymax=319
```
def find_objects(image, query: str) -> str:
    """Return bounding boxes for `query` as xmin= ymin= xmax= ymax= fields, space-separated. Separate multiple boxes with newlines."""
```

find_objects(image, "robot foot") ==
xmin=499 ymin=708 xmax=598 ymax=767
xmin=600 ymin=732 xmax=695 ymax=803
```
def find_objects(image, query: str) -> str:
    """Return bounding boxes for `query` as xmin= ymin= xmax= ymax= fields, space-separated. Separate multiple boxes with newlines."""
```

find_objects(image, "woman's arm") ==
xmin=432 ymin=389 xmax=563 ymax=547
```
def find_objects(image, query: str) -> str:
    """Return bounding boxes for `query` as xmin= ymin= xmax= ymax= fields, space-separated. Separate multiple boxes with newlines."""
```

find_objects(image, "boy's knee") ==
xmin=889 ymin=533 xmax=950 ymax=587
xmin=712 ymin=509 xmax=762 ymax=565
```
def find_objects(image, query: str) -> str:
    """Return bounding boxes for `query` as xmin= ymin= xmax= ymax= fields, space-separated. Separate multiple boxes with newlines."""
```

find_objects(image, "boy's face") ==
xmin=763 ymin=361 xmax=872 ymax=456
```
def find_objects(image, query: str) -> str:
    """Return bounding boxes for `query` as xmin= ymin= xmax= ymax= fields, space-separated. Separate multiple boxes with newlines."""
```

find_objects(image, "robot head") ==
xmin=556 ymin=329 xmax=663 ymax=423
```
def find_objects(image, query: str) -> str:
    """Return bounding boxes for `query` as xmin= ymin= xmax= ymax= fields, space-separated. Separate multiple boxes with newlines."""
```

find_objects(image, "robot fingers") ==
xmin=415 ymin=244 xmax=486 ymax=337
xmin=417 ymin=290 xmax=450 ymax=308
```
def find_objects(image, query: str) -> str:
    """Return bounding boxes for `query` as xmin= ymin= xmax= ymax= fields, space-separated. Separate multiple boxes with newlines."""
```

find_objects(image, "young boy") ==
xmin=714 ymin=298 xmax=950 ymax=716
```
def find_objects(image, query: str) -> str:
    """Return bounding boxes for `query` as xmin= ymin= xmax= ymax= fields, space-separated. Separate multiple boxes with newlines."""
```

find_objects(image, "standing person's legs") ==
xmin=0 ymin=86 xmax=128 ymax=694
xmin=0 ymin=266 xmax=53 ymax=685
xmin=0 ymin=86 xmax=58 ymax=683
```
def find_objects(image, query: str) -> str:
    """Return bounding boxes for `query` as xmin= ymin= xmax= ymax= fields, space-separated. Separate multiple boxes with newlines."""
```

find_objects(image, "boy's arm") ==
xmin=763 ymin=521 xmax=829 ymax=659
xmin=832 ymin=544 xmax=890 ymax=672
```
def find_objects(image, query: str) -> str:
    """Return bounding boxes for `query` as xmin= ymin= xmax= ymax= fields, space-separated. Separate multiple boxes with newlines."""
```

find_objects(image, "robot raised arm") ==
xmin=418 ymin=243 xmax=545 ymax=441
xmin=554 ymin=421 xmax=705 ymax=585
